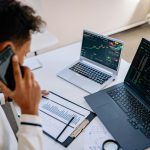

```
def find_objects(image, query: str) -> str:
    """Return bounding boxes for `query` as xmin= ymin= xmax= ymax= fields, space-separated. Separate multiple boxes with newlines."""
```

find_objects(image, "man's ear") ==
xmin=0 ymin=41 xmax=16 ymax=52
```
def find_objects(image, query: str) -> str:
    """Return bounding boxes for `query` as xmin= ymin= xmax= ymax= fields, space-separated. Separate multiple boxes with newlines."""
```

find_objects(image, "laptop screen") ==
xmin=125 ymin=38 xmax=150 ymax=104
xmin=81 ymin=30 xmax=123 ymax=71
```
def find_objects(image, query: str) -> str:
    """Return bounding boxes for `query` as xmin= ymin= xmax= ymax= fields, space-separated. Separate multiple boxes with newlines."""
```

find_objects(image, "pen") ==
xmin=42 ymin=95 xmax=49 ymax=100
xmin=55 ymin=116 xmax=75 ymax=141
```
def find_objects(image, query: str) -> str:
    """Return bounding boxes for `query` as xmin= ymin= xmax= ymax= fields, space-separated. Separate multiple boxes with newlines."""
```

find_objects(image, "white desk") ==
xmin=28 ymin=42 xmax=130 ymax=150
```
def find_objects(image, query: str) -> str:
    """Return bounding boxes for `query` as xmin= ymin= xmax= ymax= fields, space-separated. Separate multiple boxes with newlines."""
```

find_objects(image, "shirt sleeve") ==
xmin=0 ymin=93 xmax=5 ymax=105
xmin=17 ymin=114 xmax=43 ymax=150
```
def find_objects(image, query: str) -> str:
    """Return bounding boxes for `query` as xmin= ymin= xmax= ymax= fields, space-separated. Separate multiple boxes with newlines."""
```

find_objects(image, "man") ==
xmin=0 ymin=0 xmax=46 ymax=149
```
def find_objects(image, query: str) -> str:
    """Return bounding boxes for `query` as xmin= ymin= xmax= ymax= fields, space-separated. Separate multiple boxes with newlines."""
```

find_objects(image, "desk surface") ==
xmin=29 ymin=42 xmax=130 ymax=150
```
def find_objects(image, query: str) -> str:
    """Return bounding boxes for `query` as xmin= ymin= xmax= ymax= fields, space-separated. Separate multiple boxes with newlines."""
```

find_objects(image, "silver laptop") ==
xmin=57 ymin=30 xmax=124 ymax=93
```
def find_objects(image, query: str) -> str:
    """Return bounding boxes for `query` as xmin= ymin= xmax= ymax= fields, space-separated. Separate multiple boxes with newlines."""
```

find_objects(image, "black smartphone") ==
xmin=0 ymin=46 xmax=23 ymax=91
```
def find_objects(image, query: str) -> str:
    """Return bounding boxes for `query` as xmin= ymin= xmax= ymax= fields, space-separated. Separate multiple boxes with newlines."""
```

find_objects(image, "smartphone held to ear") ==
xmin=0 ymin=46 xmax=23 ymax=91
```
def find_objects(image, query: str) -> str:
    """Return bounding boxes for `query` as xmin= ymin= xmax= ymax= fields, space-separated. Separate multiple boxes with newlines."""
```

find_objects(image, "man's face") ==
xmin=15 ymin=40 xmax=31 ymax=65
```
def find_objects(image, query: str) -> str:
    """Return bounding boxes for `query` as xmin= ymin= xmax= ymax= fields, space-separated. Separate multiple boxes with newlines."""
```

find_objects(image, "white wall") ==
xmin=24 ymin=0 xmax=150 ymax=50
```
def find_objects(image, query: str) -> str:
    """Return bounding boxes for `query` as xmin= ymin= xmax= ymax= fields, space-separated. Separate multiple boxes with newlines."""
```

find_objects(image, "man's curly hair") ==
xmin=0 ymin=0 xmax=45 ymax=46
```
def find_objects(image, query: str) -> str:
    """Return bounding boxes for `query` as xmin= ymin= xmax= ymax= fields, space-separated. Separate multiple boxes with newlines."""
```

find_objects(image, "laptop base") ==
xmin=85 ymin=83 xmax=150 ymax=150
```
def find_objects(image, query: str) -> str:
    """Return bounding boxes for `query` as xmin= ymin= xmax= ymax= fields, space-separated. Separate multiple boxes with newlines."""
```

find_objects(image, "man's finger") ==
xmin=31 ymin=72 xmax=35 ymax=81
xmin=24 ymin=66 xmax=32 ymax=87
xmin=0 ymin=81 xmax=13 ymax=98
xmin=12 ymin=55 xmax=22 ymax=85
xmin=41 ymin=90 xmax=49 ymax=96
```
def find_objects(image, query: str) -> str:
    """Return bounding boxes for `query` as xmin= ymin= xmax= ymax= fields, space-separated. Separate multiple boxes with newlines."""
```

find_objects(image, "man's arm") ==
xmin=17 ymin=115 xmax=43 ymax=150
xmin=0 ymin=55 xmax=43 ymax=150
xmin=0 ymin=93 xmax=5 ymax=105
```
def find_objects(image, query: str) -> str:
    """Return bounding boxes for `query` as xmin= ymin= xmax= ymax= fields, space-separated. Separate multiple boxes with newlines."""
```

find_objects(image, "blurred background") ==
xmin=23 ymin=0 xmax=150 ymax=63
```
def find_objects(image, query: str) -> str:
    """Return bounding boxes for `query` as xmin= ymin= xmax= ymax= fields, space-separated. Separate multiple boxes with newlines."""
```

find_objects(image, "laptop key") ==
xmin=128 ymin=118 xmax=138 ymax=129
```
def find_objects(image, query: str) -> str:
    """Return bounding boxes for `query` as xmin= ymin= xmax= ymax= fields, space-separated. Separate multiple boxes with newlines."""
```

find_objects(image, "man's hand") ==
xmin=0 ymin=55 xmax=41 ymax=115
xmin=41 ymin=90 xmax=49 ymax=96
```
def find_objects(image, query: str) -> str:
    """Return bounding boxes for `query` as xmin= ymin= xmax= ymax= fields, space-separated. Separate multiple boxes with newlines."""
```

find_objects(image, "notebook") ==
xmin=85 ymin=38 xmax=150 ymax=150
xmin=57 ymin=30 xmax=124 ymax=93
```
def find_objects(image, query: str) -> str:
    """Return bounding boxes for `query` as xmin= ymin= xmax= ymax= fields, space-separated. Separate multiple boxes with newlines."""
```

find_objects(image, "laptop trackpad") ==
xmin=96 ymin=104 xmax=120 ymax=121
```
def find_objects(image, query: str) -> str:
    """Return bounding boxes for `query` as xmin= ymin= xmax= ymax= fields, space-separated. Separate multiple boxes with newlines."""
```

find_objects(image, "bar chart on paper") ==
xmin=41 ymin=102 xmax=81 ymax=125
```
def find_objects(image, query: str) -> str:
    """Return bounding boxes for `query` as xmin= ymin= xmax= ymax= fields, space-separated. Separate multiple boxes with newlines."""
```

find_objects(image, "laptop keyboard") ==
xmin=107 ymin=85 xmax=150 ymax=138
xmin=69 ymin=62 xmax=112 ymax=84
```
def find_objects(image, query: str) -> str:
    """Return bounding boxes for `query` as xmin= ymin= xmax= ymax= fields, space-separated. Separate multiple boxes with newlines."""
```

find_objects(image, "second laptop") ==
xmin=57 ymin=30 xmax=124 ymax=93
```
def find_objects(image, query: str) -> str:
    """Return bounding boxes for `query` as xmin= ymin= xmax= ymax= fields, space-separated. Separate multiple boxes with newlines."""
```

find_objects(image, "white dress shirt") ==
xmin=0 ymin=94 xmax=43 ymax=150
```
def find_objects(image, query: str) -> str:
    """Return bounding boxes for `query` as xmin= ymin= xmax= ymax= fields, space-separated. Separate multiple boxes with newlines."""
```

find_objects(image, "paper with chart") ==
xmin=39 ymin=92 xmax=90 ymax=143
xmin=84 ymin=124 xmax=114 ymax=150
